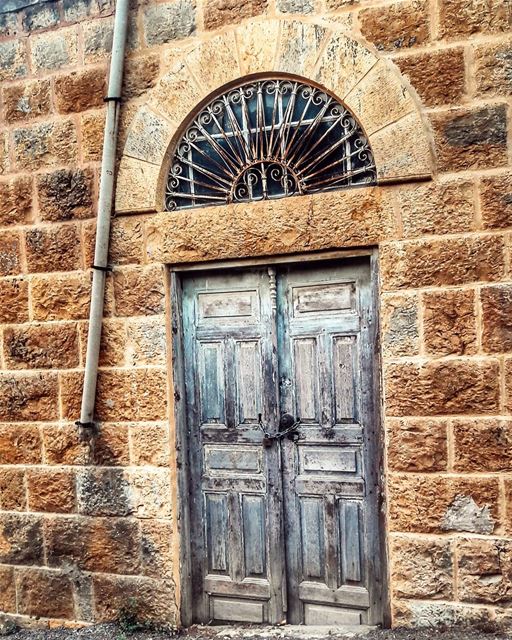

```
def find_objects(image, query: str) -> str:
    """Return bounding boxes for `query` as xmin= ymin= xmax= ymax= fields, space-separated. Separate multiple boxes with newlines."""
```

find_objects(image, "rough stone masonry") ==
xmin=0 ymin=0 xmax=512 ymax=631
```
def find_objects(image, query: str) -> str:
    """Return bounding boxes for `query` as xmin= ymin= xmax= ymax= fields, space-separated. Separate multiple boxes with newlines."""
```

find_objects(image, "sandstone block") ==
xmin=77 ymin=468 xmax=131 ymax=517
xmin=123 ymin=54 xmax=160 ymax=99
xmin=80 ymin=110 xmax=105 ymax=162
xmin=30 ymin=28 xmax=78 ymax=72
xmin=45 ymin=515 xmax=141 ymax=574
xmin=54 ymin=67 xmax=107 ymax=114
xmin=31 ymin=273 xmax=91 ymax=321
xmin=79 ymin=319 xmax=127 ymax=367
xmin=0 ymin=176 xmax=32 ymax=227
xmin=124 ymin=106 xmax=171 ymax=166
xmin=37 ymin=168 xmax=94 ymax=221
xmin=391 ymin=536 xmax=453 ymax=599
xmin=0 ymin=373 xmax=59 ymax=421
xmin=91 ymin=424 xmax=130 ymax=466
xmin=396 ymin=180 xmax=474 ymax=238
xmin=59 ymin=370 xmax=84 ymax=422
xmin=505 ymin=479 xmax=512 ymax=534
xmin=0 ymin=13 xmax=18 ymax=38
xmin=384 ymin=359 xmax=500 ymax=416
xmin=0 ymin=132 xmax=9 ymax=176
xmin=0 ymin=231 xmax=21 ymax=276
xmin=22 ymin=2 xmax=60 ymax=31
xmin=431 ymin=105 xmax=509 ymax=172
xmin=386 ymin=418 xmax=448 ymax=472
xmin=63 ymin=0 xmax=109 ymax=21
xmin=237 ymin=20 xmax=279 ymax=76
xmin=345 ymin=59 xmax=416 ymax=136
xmin=481 ymin=284 xmax=512 ymax=353
xmin=27 ymin=469 xmax=76 ymax=513
xmin=381 ymin=292 xmax=419 ymax=357
xmin=2 ymin=78 xmax=51 ymax=124
xmin=370 ymin=111 xmax=432 ymax=181
xmin=277 ymin=0 xmax=315 ymax=12
xmin=17 ymin=568 xmax=74 ymax=619
xmin=276 ymin=21 xmax=327 ymax=78
xmin=43 ymin=424 xmax=89 ymax=465
xmin=0 ymin=39 xmax=27 ymax=82
xmin=96 ymin=369 xmax=167 ymax=422
xmin=203 ymin=0 xmax=267 ymax=30
xmin=140 ymin=520 xmax=174 ymax=578
xmin=439 ymin=0 xmax=511 ymax=38
xmin=0 ymin=468 xmax=26 ymax=511
xmin=457 ymin=538 xmax=512 ymax=604
xmin=506 ymin=358 xmax=512 ymax=414
xmin=0 ymin=566 xmax=15 ymax=612
xmin=423 ymin=288 xmax=477 ymax=356
xmin=130 ymin=424 xmax=170 ymax=467
xmin=315 ymin=32 xmax=377 ymax=101
xmin=388 ymin=474 xmax=499 ymax=534
xmin=3 ymin=322 xmax=80 ymax=370
xmin=380 ymin=235 xmax=505 ymax=290
xmin=474 ymin=40 xmax=512 ymax=97
xmin=127 ymin=470 xmax=172 ymax=518
xmin=393 ymin=600 xmax=493 ymax=628
xmin=115 ymin=157 xmax=160 ymax=213
xmin=480 ymin=173 xmax=512 ymax=229
xmin=25 ymin=223 xmax=82 ymax=273
xmin=0 ymin=424 xmax=42 ymax=464
xmin=0 ymin=278 xmax=29 ymax=324
xmin=143 ymin=0 xmax=195 ymax=45
xmin=127 ymin=318 xmax=167 ymax=366
xmin=454 ymin=419 xmax=512 ymax=473
xmin=188 ymin=32 xmax=241 ymax=95
xmin=395 ymin=47 xmax=465 ymax=107
xmin=14 ymin=119 xmax=78 ymax=171
xmin=0 ymin=513 xmax=43 ymax=565
xmin=83 ymin=17 xmax=113 ymax=63
xmin=359 ymin=0 xmax=429 ymax=51
xmin=113 ymin=266 xmax=165 ymax=317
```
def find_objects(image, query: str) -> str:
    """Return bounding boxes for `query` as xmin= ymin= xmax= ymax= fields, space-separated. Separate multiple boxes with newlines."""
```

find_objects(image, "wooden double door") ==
xmin=179 ymin=257 xmax=385 ymax=626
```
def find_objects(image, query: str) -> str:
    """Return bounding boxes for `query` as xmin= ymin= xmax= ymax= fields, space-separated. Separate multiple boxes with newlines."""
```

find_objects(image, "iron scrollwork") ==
xmin=165 ymin=78 xmax=376 ymax=211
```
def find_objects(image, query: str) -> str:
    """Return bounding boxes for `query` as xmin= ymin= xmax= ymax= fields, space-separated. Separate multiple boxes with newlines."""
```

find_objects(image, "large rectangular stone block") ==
xmin=0 ymin=373 xmax=59 ymax=421
xmin=3 ymin=322 xmax=80 ymax=370
xmin=384 ymin=359 xmax=500 ymax=416
xmin=453 ymin=419 xmax=512 ymax=473
xmin=386 ymin=418 xmax=448 ymax=472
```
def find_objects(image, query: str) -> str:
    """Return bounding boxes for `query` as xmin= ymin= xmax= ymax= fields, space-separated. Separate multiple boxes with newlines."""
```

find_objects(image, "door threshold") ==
xmin=207 ymin=625 xmax=376 ymax=637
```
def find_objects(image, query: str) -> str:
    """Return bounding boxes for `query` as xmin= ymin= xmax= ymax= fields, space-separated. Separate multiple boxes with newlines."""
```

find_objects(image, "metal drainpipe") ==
xmin=77 ymin=0 xmax=129 ymax=431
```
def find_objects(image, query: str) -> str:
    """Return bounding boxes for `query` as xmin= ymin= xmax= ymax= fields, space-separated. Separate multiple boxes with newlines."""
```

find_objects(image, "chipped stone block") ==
xmin=124 ymin=106 xmax=172 ymax=166
xmin=143 ymin=0 xmax=195 ymax=45
xmin=276 ymin=20 xmax=328 ymax=77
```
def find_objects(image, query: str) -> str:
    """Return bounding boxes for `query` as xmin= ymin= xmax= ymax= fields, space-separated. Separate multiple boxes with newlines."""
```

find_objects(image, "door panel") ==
xmin=277 ymin=261 xmax=378 ymax=625
xmin=180 ymin=258 xmax=384 ymax=626
xmin=183 ymin=269 xmax=285 ymax=624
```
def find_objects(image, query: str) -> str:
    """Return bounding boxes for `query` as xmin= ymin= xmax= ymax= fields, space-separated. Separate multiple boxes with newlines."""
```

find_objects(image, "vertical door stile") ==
xmin=264 ymin=266 xmax=287 ymax=623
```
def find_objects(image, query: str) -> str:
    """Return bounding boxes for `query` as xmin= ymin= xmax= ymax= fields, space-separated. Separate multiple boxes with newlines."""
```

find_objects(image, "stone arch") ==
xmin=115 ymin=18 xmax=436 ymax=214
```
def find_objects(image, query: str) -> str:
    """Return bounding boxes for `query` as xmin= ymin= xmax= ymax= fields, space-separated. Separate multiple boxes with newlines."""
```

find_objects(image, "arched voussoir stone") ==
xmin=115 ymin=16 xmax=435 ymax=214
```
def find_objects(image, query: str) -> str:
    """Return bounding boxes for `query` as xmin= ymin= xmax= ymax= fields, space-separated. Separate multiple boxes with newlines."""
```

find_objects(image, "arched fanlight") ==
xmin=165 ymin=78 xmax=376 ymax=211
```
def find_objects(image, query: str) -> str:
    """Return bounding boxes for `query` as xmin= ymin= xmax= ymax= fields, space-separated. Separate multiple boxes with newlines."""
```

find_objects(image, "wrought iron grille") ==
xmin=165 ymin=78 xmax=376 ymax=211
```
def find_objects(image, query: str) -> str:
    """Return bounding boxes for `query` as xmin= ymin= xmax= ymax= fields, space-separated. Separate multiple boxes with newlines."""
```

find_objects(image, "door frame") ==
xmin=167 ymin=247 xmax=390 ymax=628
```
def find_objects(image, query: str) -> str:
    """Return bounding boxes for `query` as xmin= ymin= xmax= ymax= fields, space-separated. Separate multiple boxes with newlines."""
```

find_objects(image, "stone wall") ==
xmin=0 ymin=0 xmax=511 ymax=630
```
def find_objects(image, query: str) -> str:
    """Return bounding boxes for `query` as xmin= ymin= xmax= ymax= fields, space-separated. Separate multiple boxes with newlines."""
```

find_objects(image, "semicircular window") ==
xmin=165 ymin=78 xmax=376 ymax=211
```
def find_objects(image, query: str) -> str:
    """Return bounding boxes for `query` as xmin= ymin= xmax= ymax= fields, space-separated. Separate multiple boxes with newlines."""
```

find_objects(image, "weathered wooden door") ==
xmin=180 ymin=258 xmax=384 ymax=626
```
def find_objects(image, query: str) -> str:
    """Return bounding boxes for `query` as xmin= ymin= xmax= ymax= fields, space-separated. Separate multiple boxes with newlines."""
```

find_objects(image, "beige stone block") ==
xmin=128 ymin=470 xmax=172 ymax=518
xmin=124 ymin=106 xmax=173 ymax=167
xmin=391 ymin=536 xmax=453 ymax=599
xmin=115 ymin=156 xmax=160 ymax=213
xmin=31 ymin=273 xmax=91 ymax=321
xmin=457 ymin=538 xmax=512 ymax=604
xmin=148 ymin=58 xmax=204 ymax=127
xmin=345 ymin=59 xmax=417 ymax=136
xmin=130 ymin=424 xmax=170 ymax=467
xmin=387 ymin=418 xmax=448 ymax=472
xmin=423 ymin=288 xmax=477 ymax=356
xmin=453 ymin=419 xmax=512 ymax=473
xmin=396 ymin=179 xmax=475 ymax=238
xmin=127 ymin=318 xmax=167 ymax=366
xmin=275 ymin=20 xmax=329 ymax=77
xmin=237 ymin=19 xmax=279 ymax=76
xmin=381 ymin=292 xmax=419 ymax=357
xmin=315 ymin=32 xmax=378 ymax=100
xmin=370 ymin=111 xmax=433 ymax=181
xmin=388 ymin=473 xmax=500 ymax=534
xmin=185 ymin=32 xmax=241 ymax=94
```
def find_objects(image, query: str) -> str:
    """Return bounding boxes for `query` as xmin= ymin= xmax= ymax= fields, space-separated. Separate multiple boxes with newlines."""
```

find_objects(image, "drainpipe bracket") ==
xmin=104 ymin=96 xmax=122 ymax=103
xmin=92 ymin=264 xmax=113 ymax=273
xmin=75 ymin=420 xmax=96 ymax=429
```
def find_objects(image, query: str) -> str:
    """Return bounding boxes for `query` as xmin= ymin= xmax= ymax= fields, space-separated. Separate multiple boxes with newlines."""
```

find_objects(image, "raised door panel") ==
xmin=277 ymin=260 xmax=377 ymax=625
xmin=182 ymin=269 xmax=284 ymax=624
